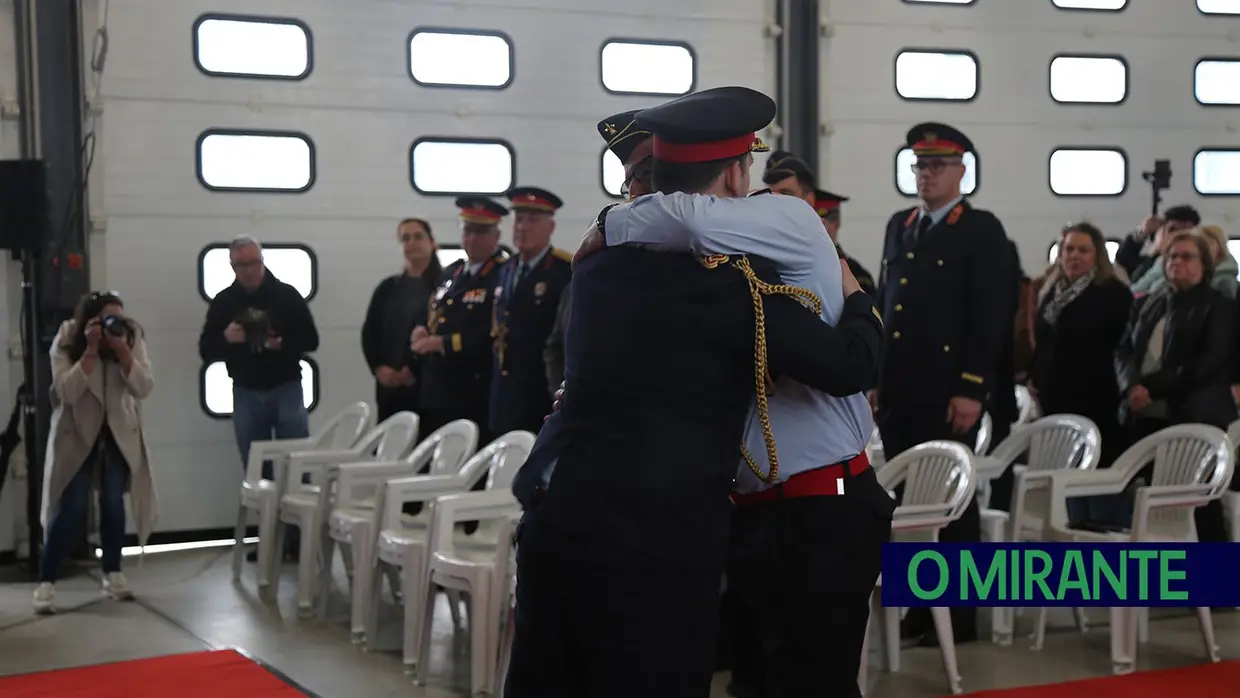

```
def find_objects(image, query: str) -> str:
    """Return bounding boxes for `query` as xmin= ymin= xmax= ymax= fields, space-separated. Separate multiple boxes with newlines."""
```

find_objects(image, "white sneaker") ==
xmin=102 ymin=572 xmax=133 ymax=600
xmin=33 ymin=582 xmax=55 ymax=614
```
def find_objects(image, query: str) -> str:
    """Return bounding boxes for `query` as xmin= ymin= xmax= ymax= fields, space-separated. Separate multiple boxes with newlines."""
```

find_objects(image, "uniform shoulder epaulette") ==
xmin=898 ymin=207 xmax=919 ymax=227
xmin=550 ymin=247 xmax=573 ymax=264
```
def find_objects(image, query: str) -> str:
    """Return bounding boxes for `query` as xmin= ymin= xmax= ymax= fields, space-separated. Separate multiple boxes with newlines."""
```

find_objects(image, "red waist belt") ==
xmin=730 ymin=452 xmax=871 ymax=508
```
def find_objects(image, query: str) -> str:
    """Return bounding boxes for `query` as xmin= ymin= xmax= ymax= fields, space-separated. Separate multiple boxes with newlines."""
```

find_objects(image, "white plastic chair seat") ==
xmin=328 ymin=505 xmax=378 ymax=539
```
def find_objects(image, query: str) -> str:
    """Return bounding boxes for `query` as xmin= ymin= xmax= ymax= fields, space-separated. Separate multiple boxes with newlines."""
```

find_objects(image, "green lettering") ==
xmin=1010 ymin=545 xmax=1021 ymax=600
xmin=1159 ymin=550 xmax=1188 ymax=601
xmin=1023 ymin=550 xmax=1054 ymax=600
xmin=909 ymin=551 xmax=949 ymax=599
xmin=1128 ymin=550 xmax=1158 ymax=600
xmin=962 ymin=550 xmax=1005 ymax=601
xmin=1092 ymin=549 xmax=1126 ymax=600
xmin=1057 ymin=550 xmax=1090 ymax=601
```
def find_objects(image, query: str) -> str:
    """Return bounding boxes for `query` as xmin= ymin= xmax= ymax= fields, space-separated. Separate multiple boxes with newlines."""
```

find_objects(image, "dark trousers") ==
xmin=985 ymin=418 xmax=1015 ymax=512
xmin=877 ymin=402 xmax=981 ymax=639
xmin=727 ymin=468 xmax=893 ymax=698
xmin=41 ymin=433 xmax=128 ymax=582
xmin=505 ymin=520 xmax=720 ymax=698
xmin=375 ymin=384 xmax=420 ymax=423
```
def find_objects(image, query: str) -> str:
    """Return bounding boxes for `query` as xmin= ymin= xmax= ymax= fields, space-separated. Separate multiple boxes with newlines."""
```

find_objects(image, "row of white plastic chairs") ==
xmin=861 ymin=402 xmax=1238 ymax=695
xmin=230 ymin=402 xmax=531 ymax=695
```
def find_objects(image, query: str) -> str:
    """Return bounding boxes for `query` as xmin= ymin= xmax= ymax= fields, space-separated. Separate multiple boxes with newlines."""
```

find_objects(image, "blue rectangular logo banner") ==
xmin=881 ymin=542 xmax=1240 ymax=607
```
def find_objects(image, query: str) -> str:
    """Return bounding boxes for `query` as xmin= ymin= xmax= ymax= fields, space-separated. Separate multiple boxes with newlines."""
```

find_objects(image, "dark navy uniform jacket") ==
xmin=876 ymin=199 xmax=1014 ymax=408
xmin=419 ymin=251 xmax=507 ymax=423
xmin=489 ymin=248 xmax=573 ymax=435
xmin=514 ymin=246 xmax=884 ymax=575
xmin=843 ymin=252 xmax=877 ymax=297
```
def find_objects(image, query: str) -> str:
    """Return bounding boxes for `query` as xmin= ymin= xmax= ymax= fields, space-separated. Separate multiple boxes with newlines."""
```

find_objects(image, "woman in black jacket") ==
xmin=361 ymin=218 xmax=442 ymax=421
xmin=1114 ymin=231 xmax=1238 ymax=541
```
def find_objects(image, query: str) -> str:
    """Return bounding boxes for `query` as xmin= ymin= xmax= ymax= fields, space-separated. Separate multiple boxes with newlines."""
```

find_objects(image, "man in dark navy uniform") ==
xmin=489 ymin=187 xmax=572 ymax=437
xmin=411 ymin=197 xmax=508 ymax=444
xmin=875 ymin=122 xmax=1015 ymax=646
xmin=814 ymin=189 xmax=876 ymax=296
xmin=544 ymin=110 xmax=654 ymax=390
xmin=505 ymin=87 xmax=885 ymax=698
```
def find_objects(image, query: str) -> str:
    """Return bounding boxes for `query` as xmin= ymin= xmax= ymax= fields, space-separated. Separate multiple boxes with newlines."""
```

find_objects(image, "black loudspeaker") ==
xmin=0 ymin=159 xmax=49 ymax=254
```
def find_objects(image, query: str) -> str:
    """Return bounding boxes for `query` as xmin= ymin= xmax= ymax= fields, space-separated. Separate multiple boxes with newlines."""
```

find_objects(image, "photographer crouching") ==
xmin=34 ymin=290 xmax=157 ymax=614
xmin=198 ymin=236 xmax=319 ymax=562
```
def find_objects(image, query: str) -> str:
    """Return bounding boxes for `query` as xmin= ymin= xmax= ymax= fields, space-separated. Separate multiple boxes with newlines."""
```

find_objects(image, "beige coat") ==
xmin=40 ymin=320 xmax=158 ymax=545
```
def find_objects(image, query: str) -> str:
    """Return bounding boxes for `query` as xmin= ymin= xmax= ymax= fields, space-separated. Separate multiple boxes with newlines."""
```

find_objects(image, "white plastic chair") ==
xmin=319 ymin=419 xmax=479 ymax=642
xmin=231 ymin=401 xmax=372 ymax=589
xmin=1034 ymin=423 xmax=1234 ymax=673
xmin=866 ymin=415 xmax=989 ymax=470
xmin=275 ymin=411 xmax=421 ymax=614
xmin=861 ymin=440 xmax=977 ymax=696
xmin=420 ymin=497 xmax=523 ymax=695
xmin=1223 ymin=420 xmax=1240 ymax=541
xmin=974 ymin=414 xmax=1101 ymax=644
xmin=1014 ymin=385 xmax=1037 ymax=426
xmin=370 ymin=431 xmax=536 ymax=671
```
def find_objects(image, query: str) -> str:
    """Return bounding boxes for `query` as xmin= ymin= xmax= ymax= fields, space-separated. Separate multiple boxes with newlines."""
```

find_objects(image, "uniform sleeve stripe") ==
xmin=961 ymin=373 xmax=984 ymax=384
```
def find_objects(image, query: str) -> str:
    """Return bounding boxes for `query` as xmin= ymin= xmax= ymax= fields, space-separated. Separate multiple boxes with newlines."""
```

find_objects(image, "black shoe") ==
xmin=246 ymin=549 xmax=259 ymax=563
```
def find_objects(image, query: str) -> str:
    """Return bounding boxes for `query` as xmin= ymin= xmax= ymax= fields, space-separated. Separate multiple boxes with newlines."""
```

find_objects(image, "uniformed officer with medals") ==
xmin=875 ymin=122 xmax=1016 ymax=647
xmin=489 ymin=187 xmax=573 ymax=436
xmin=506 ymin=85 xmax=888 ymax=698
xmin=412 ymin=196 xmax=509 ymax=445
xmin=814 ymin=189 xmax=876 ymax=296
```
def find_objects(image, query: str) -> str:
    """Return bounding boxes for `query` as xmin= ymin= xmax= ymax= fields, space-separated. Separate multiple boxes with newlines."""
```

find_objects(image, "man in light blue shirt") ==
xmin=578 ymin=148 xmax=893 ymax=695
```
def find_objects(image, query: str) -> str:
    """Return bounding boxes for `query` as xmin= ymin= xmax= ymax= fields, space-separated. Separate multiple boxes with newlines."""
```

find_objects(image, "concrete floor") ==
xmin=0 ymin=548 xmax=1236 ymax=696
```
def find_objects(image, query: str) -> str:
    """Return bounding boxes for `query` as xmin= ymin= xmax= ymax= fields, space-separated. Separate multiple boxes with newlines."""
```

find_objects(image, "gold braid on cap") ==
xmin=731 ymin=256 xmax=823 ymax=482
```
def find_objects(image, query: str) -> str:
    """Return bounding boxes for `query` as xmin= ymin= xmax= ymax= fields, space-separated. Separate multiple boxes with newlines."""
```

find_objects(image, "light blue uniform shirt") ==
xmin=605 ymin=191 xmax=873 ymax=494
xmin=919 ymin=195 xmax=964 ymax=229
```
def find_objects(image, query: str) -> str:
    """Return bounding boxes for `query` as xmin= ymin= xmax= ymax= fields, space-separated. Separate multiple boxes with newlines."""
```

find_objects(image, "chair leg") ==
xmin=231 ymin=505 xmax=248 ymax=581
xmin=401 ymin=561 xmax=423 ymax=674
xmin=447 ymin=589 xmax=464 ymax=629
xmin=296 ymin=522 xmax=318 ymax=615
xmin=494 ymin=598 xmax=515 ymax=698
xmin=349 ymin=534 xmax=373 ymax=643
xmin=414 ymin=570 xmax=440 ymax=684
xmin=1194 ymin=606 xmax=1221 ymax=662
xmin=261 ymin=515 xmax=284 ymax=592
xmin=316 ymin=535 xmax=336 ymax=620
xmin=880 ymin=604 xmax=899 ymax=673
xmin=1031 ymin=607 xmax=1048 ymax=650
xmin=469 ymin=584 xmax=494 ymax=696
xmin=363 ymin=557 xmax=388 ymax=652
xmin=929 ymin=606 xmax=963 ymax=695
xmin=1073 ymin=607 xmax=1090 ymax=634
xmin=1108 ymin=607 xmax=1136 ymax=674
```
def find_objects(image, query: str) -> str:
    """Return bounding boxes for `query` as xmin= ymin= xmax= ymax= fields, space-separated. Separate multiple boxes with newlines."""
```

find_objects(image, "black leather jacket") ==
xmin=1114 ymin=281 xmax=1238 ymax=428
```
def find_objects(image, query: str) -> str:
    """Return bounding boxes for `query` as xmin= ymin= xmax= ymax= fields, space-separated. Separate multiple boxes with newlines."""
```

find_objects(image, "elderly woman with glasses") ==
xmin=33 ymin=290 xmax=157 ymax=614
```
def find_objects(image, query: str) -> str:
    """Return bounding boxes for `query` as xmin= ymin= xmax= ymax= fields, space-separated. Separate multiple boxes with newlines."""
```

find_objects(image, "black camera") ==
xmin=101 ymin=314 xmax=133 ymax=338
xmin=1141 ymin=160 xmax=1172 ymax=215
xmin=236 ymin=308 xmax=271 ymax=351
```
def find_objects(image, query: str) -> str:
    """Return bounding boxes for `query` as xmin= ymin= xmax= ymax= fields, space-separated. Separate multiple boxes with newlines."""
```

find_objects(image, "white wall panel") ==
xmin=821 ymin=0 xmax=1240 ymax=276
xmin=0 ymin=2 xmax=24 ymax=554
xmin=92 ymin=0 xmax=775 ymax=533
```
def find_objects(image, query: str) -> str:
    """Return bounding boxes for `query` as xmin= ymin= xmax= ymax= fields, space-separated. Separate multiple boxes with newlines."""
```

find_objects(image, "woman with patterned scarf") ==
xmin=1029 ymin=223 xmax=1132 ymax=519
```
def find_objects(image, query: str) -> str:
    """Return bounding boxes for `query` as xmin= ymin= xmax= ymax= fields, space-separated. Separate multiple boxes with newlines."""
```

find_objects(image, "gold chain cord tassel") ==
xmin=732 ymin=256 xmax=824 ymax=483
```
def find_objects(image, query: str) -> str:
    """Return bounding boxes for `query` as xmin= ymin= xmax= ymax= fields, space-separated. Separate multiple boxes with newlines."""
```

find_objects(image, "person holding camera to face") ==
xmin=198 ymin=236 xmax=319 ymax=561
xmin=34 ymin=290 xmax=157 ymax=614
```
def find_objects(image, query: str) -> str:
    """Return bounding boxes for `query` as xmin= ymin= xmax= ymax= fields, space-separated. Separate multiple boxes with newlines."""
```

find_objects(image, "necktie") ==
xmin=903 ymin=214 xmax=932 ymax=252
xmin=514 ymin=263 xmax=528 ymax=289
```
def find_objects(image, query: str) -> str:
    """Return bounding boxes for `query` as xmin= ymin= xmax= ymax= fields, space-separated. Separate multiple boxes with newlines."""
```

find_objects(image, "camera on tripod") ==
xmin=1141 ymin=160 xmax=1171 ymax=215
xmin=235 ymin=308 xmax=272 ymax=351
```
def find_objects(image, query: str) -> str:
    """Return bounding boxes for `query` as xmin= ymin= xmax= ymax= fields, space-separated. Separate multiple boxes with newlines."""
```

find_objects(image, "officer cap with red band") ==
xmin=907 ymin=122 xmax=974 ymax=159
xmin=506 ymin=186 xmax=563 ymax=214
xmin=762 ymin=150 xmax=816 ymax=187
xmin=455 ymin=196 xmax=509 ymax=226
xmin=598 ymin=109 xmax=653 ymax=166
xmin=636 ymin=86 xmax=774 ymax=164
xmin=813 ymin=189 xmax=849 ymax=218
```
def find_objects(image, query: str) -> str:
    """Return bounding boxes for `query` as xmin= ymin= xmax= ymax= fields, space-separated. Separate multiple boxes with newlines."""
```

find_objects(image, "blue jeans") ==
xmin=234 ymin=380 xmax=309 ymax=553
xmin=40 ymin=431 xmax=128 ymax=582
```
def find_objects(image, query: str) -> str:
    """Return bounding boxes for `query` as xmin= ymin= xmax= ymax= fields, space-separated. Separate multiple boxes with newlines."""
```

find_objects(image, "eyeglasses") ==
xmin=622 ymin=157 xmax=653 ymax=199
xmin=909 ymin=159 xmax=962 ymax=175
xmin=1166 ymin=252 xmax=1200 ymax=262
xmin=230 ymin=258 xmax=263 ymax=269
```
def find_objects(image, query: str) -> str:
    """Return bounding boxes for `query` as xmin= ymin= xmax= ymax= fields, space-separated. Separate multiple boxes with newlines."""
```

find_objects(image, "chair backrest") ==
xmin=993 ymin=414 xmax=1102 ymax=474
xmin=1014 ymin=385 xmax=1036 ymax=426
xmin=877 ymin=440 xmax=977 ymax=533
xmin=355 ymin=411 xmax=421 ymax=461
xmin=1226 ymin=419 xmax=1240 ymax=455
xmin=974 ymin=413 xmax=993 ymax=455
xmin=1115 ymin=423 xmax=1234 ymax=537
xmin=405 ymin=419 xmax=480 ymax=476
xmin=459 ymin=430 xmax=537 ymax=491
xmin=314 ymin=401 xmax=374 ymax=451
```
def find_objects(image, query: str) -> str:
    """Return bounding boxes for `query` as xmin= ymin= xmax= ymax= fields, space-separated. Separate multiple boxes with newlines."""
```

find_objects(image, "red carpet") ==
xmin=0 ymin=649 xmax=312 ymax=697
xmin=962 ymin=661 xmax=1240 ymax=697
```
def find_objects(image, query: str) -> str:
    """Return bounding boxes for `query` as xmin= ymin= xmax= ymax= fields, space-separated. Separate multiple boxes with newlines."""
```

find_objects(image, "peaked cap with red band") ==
xmin=636 ymin=86 xmax=774 ymax=164
xmin=506 ymin=186 xmax=563 ymax=214
xmin=813 ymin=189 xmax=849 ymax=218
xmin=763 ymin=150 xmax=816 ymax=187
xmin=454 ymin=196 xmax=509 ymax=226
xmin=598 ymin=109 xmax=653 ymax=166
xmin=907 ymin=121 xmax=974 ymax=158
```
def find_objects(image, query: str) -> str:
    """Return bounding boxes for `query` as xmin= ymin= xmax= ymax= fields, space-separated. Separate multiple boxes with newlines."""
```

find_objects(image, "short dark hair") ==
xmin=1164 ymin=205 xmax=1201 ymax=227
xmin=653 ymin=154 xmax=750 ymax=195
